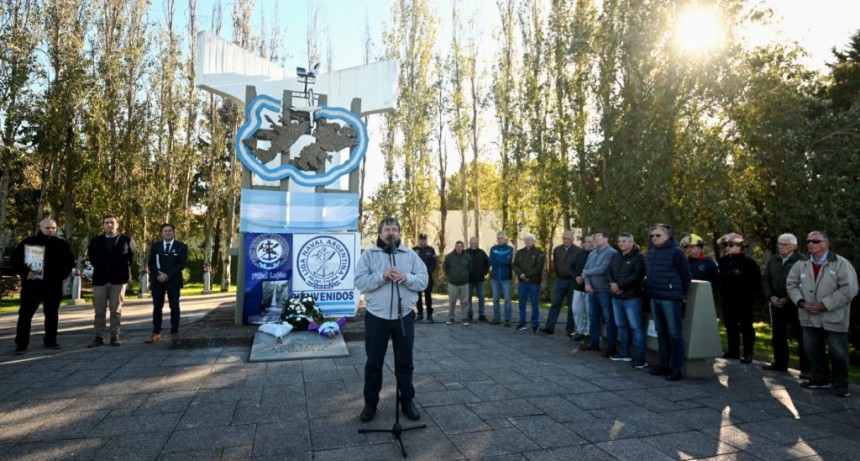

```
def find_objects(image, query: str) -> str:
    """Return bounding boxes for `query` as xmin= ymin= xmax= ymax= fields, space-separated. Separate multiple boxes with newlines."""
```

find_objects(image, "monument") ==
xmin=194 ymin=32 xmax=398 ymax=358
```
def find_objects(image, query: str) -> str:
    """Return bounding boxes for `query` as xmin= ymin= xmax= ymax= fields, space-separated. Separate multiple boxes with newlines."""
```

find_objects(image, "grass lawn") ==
xmin=0 ymin=282 xmax=236 ymax=315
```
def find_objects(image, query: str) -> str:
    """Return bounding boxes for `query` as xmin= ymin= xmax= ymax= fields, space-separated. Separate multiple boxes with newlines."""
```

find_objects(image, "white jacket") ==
xmin=355 ymin=243 xmax=429 ymax=320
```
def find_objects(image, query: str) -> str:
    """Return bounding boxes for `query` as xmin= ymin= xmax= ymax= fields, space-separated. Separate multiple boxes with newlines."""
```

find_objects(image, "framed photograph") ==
xmin=24 ymin=245 xmax=46 ymax=280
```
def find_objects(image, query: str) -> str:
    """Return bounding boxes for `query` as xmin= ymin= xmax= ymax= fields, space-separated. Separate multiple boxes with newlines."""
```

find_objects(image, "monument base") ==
xmin=249 ymin=331 xmax=349 ymax=362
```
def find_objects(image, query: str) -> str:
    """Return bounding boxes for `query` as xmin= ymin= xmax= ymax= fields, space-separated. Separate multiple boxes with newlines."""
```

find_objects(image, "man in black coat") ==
xmin=145 ymin=223 xmax=188 ymax=343
xmin=412 ymin=233 xmax=437 ymax=322
xmin=87 ymin=213 xmax=136 ymax=347
xmin=466 ymin=237 xmax=491 ymax=322
xmin=11 ymin=218 xmax=76 ymax=354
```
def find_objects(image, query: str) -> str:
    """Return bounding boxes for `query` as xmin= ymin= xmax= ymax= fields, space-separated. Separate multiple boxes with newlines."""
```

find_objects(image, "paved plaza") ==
xmin=1 ymin=294 xmax=859 ymax=460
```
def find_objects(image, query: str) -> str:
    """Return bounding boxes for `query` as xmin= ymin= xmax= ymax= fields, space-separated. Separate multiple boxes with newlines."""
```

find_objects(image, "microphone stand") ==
xmin=358 ymin=237 xmax=426 ymax=457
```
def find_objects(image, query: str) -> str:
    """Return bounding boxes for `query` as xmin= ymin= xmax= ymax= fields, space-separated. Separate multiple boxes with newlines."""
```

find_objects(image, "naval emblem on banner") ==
xmin=292 ymin=233 xmax=359 ymax=317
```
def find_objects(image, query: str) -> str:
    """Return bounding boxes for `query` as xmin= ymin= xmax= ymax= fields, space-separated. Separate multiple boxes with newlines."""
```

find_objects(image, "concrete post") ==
xmin=67 ymin=272 xmax=85 ymax=306
xmin=203 ymin=265 xmax=213 ymax=294
xmin=138 ymin=268 xmax=149 ymax=298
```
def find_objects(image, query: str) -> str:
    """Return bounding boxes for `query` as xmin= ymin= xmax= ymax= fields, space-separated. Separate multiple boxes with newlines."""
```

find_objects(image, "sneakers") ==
xmin=478 ymin=315 xmax=489 ymax=322
xmin=832 ymin=386 xmax=850 ymax=397
xmin=44 ymin=343 xmax=63 ymax=350
xmin=110 ymin=336 xmax=121 ymax=346
xmin=609 ymin=354 xmax=632 ymax=362
xmin=87 ymin=336 xmax=105 ymax=348
xmin=145 ymin=333 xmax=162 ymax=344
xmin=462 ymin=321 xmax=470 ymax=326
xmin=416 ymin=313 xmax=424 ymax=321
xmin=515 ymin=324 xmax=527 ymax=331
xmin=446 ymin=319 xmax=455 ymax=325
xmin=579 ymin=342 xmax=600 ymax=351
xmin=800 ymin=380 xmax=831 ymax=389
xmin=632 ymin=358 xmax=649 ymax=369
xmin=569 ymin=333 xmax=585 ymax=342
xmin=426 ymin=315 xmax=435 ymax=323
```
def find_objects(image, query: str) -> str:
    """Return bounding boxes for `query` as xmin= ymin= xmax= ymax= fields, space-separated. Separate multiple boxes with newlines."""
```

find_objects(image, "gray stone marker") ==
xmin=249 ymin=331 xmax=349 ymax=362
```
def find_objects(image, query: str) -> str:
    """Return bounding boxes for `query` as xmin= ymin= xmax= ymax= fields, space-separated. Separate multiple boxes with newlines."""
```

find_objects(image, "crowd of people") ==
xmin=11 ymin=214 xmax=188 ymax=354
xmin=415 ymin=225 xmax=858 ymax=394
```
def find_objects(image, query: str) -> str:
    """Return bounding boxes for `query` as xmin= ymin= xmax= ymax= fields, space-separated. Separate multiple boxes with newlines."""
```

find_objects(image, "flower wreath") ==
xmin=281 ymin=293 xmax=325 ymax=331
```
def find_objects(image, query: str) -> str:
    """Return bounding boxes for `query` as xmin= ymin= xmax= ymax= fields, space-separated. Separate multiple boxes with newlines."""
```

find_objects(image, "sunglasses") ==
xmin=806 ymin=239 xmax=823 ymax=244
xmin=650 ymin=234 xmax=664 ymax=238
xmin=723 ymin=243 xmax=738 ymax=248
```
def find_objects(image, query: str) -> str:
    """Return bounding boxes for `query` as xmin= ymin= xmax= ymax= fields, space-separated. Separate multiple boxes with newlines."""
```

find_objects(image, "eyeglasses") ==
xmin=806 ymin=239 xmax=823 ymax=244
xmin=723 ymin=243 xmax=737 ymax=248
xmin=650 ymin=234 xmax=664 ymax=238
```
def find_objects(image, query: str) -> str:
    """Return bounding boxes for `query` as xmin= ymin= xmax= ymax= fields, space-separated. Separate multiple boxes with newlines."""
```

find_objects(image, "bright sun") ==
xmin=675 ymin=6 xmax=725 ymax=55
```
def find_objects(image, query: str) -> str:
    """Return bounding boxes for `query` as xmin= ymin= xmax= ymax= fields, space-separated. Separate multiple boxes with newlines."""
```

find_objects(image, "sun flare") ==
xmin=675 ymin=6 xmax=725 ymax=55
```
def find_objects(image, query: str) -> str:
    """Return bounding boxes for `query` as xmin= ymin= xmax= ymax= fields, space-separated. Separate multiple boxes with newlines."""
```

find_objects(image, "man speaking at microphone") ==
xmin=355 ymin=217 xmax=429 ymax=422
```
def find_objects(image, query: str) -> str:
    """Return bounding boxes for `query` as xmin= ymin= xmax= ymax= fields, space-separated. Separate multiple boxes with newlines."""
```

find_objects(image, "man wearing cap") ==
xmin=512 ymin=234 xmax=545 ymax=332
xmin=681 ymin=234 xmax=719 ymax=288
xmin=718 ymin=232 xmax=761 ymax=364
xmin=540 ymin=230 xmax=580 ymax=335
xmin=762 ymin=233 xmax=808 ymax=376
xmin=465 ymin=237 xmax=490 ymax=322
xmin=412 ymin=233 xmax=437 ymax=322
xmin=489 ymin=231 xmax=514 ymax=326
xmin=787 ymin=231 xmax=858 ymax=397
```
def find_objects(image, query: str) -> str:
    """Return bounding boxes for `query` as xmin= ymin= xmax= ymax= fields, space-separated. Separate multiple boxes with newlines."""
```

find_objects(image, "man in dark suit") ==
xmin=145 ymin=223 xmax=188 ymax=343
xmin=87 ymin=213 xmax=136 ymax=347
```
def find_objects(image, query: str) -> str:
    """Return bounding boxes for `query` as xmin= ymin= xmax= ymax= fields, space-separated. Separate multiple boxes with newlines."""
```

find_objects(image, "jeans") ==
xmin=587 ymin=291 xmax=616 ymax=349
xmin=364 ymin=311 xmax=415 ymax=406
xmin=468 ymin=281 xmax=486 ymax=318
xmin=652 ymin=298 xmax=684 ymax=371
xmin=568 ymin=290 xmax=588 ymax=335
xmin=802 ymin=327 xmax=849 ymax=387
xmin=518 ymin=282 xmax=540 ymax=328
xmin=544 ymin=278 xmax=574 ymax=333
xmin=151 ymin=282 xmax=181 ymax=334
xmin=612 ymin=296 xmax=645 ymax=359
xmin=491 ymin=279 xmax=512 ymax=322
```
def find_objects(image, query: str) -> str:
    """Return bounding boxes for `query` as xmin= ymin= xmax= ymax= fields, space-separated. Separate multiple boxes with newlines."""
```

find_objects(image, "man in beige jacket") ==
xmin=787 ymin=231 xmax=858 ymax=397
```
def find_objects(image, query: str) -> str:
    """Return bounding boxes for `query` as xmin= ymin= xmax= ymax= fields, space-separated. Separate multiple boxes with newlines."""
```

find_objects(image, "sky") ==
xmin=152 ymin=0 xmax=860 ymax=195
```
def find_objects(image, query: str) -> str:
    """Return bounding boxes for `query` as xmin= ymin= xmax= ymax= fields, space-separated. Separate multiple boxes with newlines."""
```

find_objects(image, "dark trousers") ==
xmin=544 ymin=278 xmax=574 ymax=332
xmin=770 ymin=303 xmax=808 ymax=371
xmin=415 ymin=279 xmax=433 ymax=316
xmin=803 ymin=327 xmax=849 ymax=387
xmin=364 ymin=311 xmax=415 ymax=407
xmin=16 ymin=282 xmax=63 ymax=350
xmin=151 ymin=282 xmax=181 ymax=333
xmin=723 ymin=301 xmax=755 ymax=356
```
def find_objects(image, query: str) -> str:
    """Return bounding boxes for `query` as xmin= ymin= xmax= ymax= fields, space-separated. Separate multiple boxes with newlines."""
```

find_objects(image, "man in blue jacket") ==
xmin=489 ymin=231 xmax=514 ymax=326
xmin=645 ymin=224 xmax=692 ymax=381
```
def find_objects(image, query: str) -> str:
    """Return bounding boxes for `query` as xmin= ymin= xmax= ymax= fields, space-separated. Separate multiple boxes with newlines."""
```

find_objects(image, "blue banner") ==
xmin=243 ymin=233 xmax=293 ymax=324
xmin=240 ymin=189 xmax=359 ymax=233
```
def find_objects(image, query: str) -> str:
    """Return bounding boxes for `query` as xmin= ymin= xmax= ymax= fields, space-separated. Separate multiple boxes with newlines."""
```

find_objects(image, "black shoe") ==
xmin=832 ymin=386 xmax=850 ymax=397
xmin=416 ymin=313 xmax=424 ymax=321
xmin=478 ymin=315 xmax=489 ymax=322
xmin=740 ymin=355 xmax=752 ymax=364
xmin=800 ymin=380 xmax=831 ymax=389
xmin=14 ymin=349 xmax=26 ymax=355
xmin=401 ymin=401 xmax=421 ymax=420
xmin=762 ymin=364 xmax=787 ymax=372
xmin=579 ymin=342 xmax=600 ymax=351
xmin=426 ymin=315 xmax=434 ymax=323
xmin=722 ymin=351 xmax=740 ymax=359
xmin=87 ymin=336 xmax=105 ymax=348
xmin=110 ymin=336 xmax=121 ymax=346
xmin=44 ymin=343 xmax=63 ymax=350
xmin=649 ymin=366 xmax=671 ymax=376
xmin=539 ymin=328 xmax=553 ymax=334
xmin=490 ymin=319 xmax=501 ymax=325
xmin=359 ymin=405 xmax=377 ymax=422
xmin=532 ymin=327 xmax=538 ymax=333
xmin=665 ymin=370 xmax=683 ymax=381
xmin=799 ymin=371 xmax=811 ymax=380
xmin=504 ymin=321 xmax=511 ymax=327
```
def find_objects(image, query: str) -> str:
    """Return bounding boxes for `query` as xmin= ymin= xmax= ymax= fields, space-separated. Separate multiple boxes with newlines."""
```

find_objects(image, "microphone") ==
xmin=385 ymin=235 xmax=396 ymax=254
